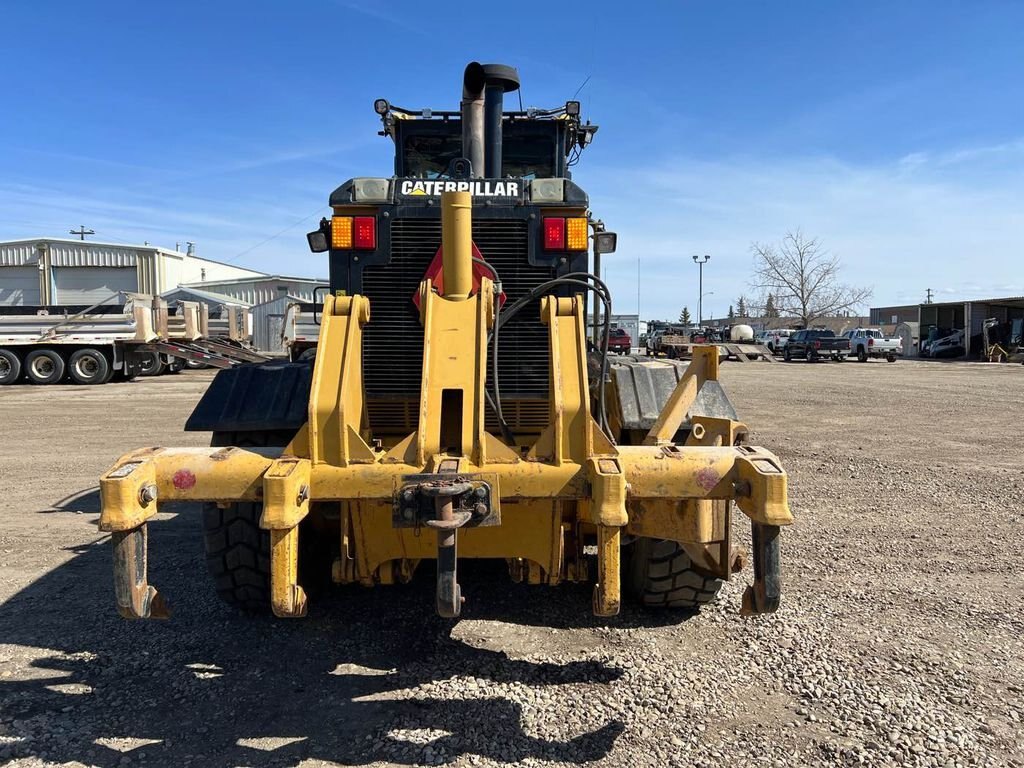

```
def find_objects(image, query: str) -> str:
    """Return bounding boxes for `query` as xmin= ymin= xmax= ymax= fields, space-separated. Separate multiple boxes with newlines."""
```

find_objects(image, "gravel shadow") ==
xmin=0 ymin=499 xmax=628 ymax=766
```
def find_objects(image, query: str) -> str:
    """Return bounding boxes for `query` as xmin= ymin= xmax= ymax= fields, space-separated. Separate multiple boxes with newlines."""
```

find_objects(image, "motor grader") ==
xmin=98 ymin=62 xmax=791 ymax=621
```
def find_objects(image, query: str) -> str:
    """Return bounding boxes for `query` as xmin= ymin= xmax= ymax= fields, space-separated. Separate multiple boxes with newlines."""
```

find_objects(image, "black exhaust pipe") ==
xmin=461 ymin=63 xmax=486 ymax=179
xmin=482 ymin=65 xmax=520 ymax=178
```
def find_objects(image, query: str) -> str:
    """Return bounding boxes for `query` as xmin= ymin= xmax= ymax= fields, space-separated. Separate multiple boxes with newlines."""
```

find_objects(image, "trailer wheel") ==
xmin=0 ymin=349 xmax=21 ymax=385
xmin=624 ymin=538 xmax=723 ymax=610
xmin=24 ymin=349 xmax=65 ymax=384
xmin=68 ymin=348 xmax=110 ymax=384
xmin=137 ymin=351 xmax=165 ymax=376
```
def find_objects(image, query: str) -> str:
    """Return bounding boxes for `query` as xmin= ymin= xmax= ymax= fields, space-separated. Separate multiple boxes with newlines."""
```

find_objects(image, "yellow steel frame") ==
xmin=98 ymin=190 xmax=792 ymax=619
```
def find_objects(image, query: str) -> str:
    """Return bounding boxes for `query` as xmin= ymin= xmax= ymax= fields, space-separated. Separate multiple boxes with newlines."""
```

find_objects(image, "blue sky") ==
xmin=2 ymin=0 xmax=1022 ymax=320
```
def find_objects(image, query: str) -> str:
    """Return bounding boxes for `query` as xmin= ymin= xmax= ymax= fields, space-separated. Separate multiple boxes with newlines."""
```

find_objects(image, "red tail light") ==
xmin=543 ymin=218 xmax=565 ymax=250
xmin=868 ymin=337 xmax=874 ymax=346
xmin=814 ymin=341 xmax=821 ymax=349
xmin=353 ymin=216 xmax=376 ymax=249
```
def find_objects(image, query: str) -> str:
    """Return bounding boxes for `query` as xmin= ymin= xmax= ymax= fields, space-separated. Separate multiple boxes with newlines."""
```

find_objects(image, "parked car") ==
xmin=783 ymin=329 xmax=851 ymax=362
xmin=608 ymin=327 xmax=632 ymax=354
xmin=843 ymin=328 xmax=901 ymax=362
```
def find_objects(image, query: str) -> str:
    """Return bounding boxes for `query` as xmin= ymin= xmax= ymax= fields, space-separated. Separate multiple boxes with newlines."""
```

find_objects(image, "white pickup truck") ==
xmin=756 ymin=328 xmax=795 ymax=355
xmin=843 ymin=328 xmax=901 ymax=362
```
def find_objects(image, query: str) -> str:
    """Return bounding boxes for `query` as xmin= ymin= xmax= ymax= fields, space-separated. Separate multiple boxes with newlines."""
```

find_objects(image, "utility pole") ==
xmin=69 ymin=225 xmax=94 ymax=241
xmin=925 ymin=288 xmax=933 ymax=304
xmin=692 ymin=254 xmax=710 ymax=324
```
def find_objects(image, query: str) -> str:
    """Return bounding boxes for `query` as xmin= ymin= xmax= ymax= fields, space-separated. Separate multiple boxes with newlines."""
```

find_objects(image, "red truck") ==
xmin=608 ymin=327 xmax=632 ymax=354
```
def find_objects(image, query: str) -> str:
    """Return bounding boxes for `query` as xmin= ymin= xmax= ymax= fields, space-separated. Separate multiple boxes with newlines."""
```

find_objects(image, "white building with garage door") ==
xmin=0 ymin=238 xmax=264 ymax=306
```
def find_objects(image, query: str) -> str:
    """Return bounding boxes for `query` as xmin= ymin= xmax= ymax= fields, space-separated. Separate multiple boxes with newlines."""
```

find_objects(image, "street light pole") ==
xmin=692 ymin=254 xmax=710 ymax=323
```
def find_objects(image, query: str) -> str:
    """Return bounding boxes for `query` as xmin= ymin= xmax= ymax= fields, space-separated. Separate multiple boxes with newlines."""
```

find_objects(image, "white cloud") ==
xmin=586 ymin=140 xmax=1024 ymax=320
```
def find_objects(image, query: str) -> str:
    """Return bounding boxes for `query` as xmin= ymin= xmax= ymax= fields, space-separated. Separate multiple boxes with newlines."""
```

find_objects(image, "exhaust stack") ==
xmin=461 ymin=62 xmax=520 ymax=178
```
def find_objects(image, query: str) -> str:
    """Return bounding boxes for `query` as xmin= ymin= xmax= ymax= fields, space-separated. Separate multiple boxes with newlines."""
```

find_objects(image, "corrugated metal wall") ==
xmin=0 ymin=242 xmax=40 ymax=267
xmin=46 ymin=242 xmax=138 ymax=268
xmin=200 ymin=280 xmax=321 ymax=306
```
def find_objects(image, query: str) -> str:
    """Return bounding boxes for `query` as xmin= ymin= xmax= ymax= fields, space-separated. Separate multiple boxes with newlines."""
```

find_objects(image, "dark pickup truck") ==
xmin=783 ymin=329 xmax=850 ymax=362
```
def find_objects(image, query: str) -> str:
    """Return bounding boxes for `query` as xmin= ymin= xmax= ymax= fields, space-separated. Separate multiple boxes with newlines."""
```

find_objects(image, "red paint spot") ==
xmin=696 ymin=467 xmax=720 ymax=492
xmin=172 ymin=469 xmax=197 ymax=490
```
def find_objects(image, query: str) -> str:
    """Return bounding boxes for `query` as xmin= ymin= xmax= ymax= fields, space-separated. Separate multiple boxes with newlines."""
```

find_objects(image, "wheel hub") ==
xmin=76 ymin=357 xmax=98 ymax=377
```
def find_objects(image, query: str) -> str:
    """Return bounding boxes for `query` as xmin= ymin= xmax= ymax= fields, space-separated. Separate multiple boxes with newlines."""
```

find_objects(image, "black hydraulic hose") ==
xmin=561 ymin=272 xmax=615 ymax=437
xmin=490 ymin=275 xmax=615 ymax=443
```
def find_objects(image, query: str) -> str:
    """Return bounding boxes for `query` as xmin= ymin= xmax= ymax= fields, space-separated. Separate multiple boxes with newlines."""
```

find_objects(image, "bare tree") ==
xmin=750 ymin=230 xmax=871 ymax=326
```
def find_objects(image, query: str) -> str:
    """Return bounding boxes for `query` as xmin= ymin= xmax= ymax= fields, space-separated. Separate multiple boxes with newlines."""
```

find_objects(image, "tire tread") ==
xmin=626 ymin=538 xmax=724 ymax=610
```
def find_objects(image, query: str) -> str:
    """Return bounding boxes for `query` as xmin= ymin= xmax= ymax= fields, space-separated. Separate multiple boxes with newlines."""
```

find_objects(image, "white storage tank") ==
xmin=730 ymin=324 xmax=754 ymax=342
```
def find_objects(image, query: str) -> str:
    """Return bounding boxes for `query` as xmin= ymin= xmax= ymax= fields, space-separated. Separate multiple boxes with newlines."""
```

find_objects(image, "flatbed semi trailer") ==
xmin=0 ymin=295 xmax=270 ymax=385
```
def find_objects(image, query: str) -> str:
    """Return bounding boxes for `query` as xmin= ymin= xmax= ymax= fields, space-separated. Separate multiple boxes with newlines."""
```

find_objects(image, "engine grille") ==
xmin=362 ymin=218 xmax=551 ymax=434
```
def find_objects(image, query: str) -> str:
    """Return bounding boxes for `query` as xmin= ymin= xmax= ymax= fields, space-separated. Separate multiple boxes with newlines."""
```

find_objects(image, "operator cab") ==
xmin=392 ymin=107 xmax=586 ymax=180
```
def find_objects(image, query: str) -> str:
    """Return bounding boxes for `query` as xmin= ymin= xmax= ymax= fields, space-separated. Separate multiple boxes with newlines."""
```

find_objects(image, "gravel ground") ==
xmin=0 ymin=360 xmax=1022 ymax=767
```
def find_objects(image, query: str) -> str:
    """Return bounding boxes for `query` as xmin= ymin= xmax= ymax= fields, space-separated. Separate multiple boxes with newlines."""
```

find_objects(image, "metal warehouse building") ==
xmin=0 ymin=238 xmax=264 ymax=306
xmin=169 ymin=275 xmax=326 ymax=306
xmin=872 ymin=296 xmax=1024 ymax=357
xmin=161 ymin=277 xmax=328 ymax=355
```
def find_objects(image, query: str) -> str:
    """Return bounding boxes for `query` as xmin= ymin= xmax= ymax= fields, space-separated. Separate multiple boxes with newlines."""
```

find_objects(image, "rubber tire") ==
xmin=625 ymin=538 xmax=723 ymax=610
xmin=24 ymin=349 xmax=65 ymax=384
xmin=137 ymin=352 xmax=166 ymax=377
xmin=857 ymin=348 xmax=868 ymax=362
xmin=298 ymin=347 xmax=317 ymax=362
xmin=783 ymin=347 xmax=792 ymax=362
xmin=0 ymin=349 xmax=21 ymax=385
xmin=202 ymin=501 xmax=271 ymax=612
xmin=808 ymin=349 xmax=819 ymax=363
xmin=887 ymin=354 xmax=897 ymax=363
xmin=68 ymin=348 xmax=110 ymax=385
xmin=167 ymin=356 xmax=186 ymax=374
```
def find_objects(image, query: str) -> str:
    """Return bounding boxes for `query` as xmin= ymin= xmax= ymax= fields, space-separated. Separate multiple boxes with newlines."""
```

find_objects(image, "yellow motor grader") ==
xmin=98 ymin=62 xmax=791 ymax=620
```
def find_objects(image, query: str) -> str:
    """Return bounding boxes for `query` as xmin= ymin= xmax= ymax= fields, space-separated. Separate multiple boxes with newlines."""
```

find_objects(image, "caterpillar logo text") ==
xmin=399 ymin=179 xmax=521 ymax=198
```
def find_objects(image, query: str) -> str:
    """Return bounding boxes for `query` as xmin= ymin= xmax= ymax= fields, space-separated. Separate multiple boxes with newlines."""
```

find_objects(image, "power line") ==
xmin=220 ymin=209 xmax=323 ymax=264
xmin=69 ymin=225 xmax=94 ymax=240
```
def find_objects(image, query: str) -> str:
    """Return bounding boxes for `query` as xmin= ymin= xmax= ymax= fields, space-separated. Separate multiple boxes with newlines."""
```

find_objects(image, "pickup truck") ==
xmin=783 ymin=329 xmax=851 ymax=362
xmin=762 ymin=328 xmax=795 ymax=355
xmin=608 ymin=327 xmax=632 ymax=354
xmin=843 ymin=328 xmax=900 ymax=362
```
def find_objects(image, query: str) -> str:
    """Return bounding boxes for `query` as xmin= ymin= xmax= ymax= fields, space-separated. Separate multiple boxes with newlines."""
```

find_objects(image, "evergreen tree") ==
xmin=737 ymin=296 xmax=748 ymax=316
xmin=728 ymin=305 xmax=735 ymax=320
xmin=765 ymin=294 xmax=777 ymax=318
xmin=679 ymin=306 xmax=691 ymax=325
